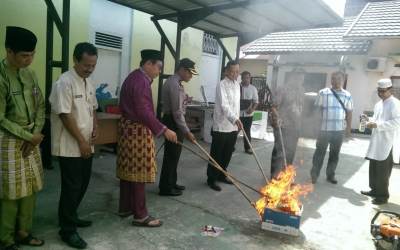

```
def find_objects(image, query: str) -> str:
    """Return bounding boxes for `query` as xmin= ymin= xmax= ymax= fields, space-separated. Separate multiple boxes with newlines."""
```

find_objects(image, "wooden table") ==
xmin=95 ymin=112 xmax=120 ymax=145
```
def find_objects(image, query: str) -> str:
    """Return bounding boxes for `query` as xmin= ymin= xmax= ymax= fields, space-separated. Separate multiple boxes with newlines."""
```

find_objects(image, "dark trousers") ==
xmin=369 ymin=150 xmax=393 ymax=200
xmin=58 ymin=156 xmax=92 ymax=235
xmin=311 ymin=131 xmax=344 ymax=179
xmin=207 ymin=131 xmax=238 ymax=183
xmin=159 ymin=115 xmax=184 ymax=192
xmin=40 ymin=118 xmax=53 ymax=169
xmin=240 ymin=116 xmax=253 ymax=150
xmin=119 ymin=180 xmax=148 ymax=219
xmin=271 ymin=127 xmax=299 ymax=178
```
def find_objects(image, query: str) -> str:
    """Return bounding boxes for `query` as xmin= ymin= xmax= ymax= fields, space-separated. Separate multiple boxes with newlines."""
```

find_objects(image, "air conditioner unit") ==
xmin=365 ymin=57 xmax=387 ymax=72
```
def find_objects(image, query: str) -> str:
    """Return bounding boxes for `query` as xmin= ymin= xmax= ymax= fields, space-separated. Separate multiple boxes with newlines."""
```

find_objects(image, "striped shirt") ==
xmin=315 ymin=87 xmax=353 ymax=131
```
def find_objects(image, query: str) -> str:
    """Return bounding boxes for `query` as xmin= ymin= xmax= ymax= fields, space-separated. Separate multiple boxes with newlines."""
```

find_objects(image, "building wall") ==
xmin=239 ymin=59 xmax=267 ymax=77
xmin=0 ymin=0 xmax=238 ymax=108
xmin=346 ymin=39 xmax=400 ymax=125
xmin=89 ymin=0 xmax=133 ymax=88
xmin=261 ymin=39 xmax=400 ymax=129
xmin=0 ymin=0 xmax=90 ymax=91
xmin=131 ymin=11 xmax=205 ymax=103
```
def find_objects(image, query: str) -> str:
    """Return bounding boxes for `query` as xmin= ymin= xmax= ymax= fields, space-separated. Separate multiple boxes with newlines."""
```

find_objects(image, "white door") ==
xmin=199 ymin=53 xmax=221 ymax=103
xmin=91 ymin=48 xmax=121 ymax=98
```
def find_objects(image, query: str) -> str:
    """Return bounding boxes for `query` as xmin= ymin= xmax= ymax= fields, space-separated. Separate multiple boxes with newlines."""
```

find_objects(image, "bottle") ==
xmin=359 ymin=116 xmax=366 ymax=133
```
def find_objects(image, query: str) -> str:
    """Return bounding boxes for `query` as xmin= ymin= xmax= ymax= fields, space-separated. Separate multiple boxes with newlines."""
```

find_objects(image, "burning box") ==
xmin=261 ymin=206 xmax=303 ymax=236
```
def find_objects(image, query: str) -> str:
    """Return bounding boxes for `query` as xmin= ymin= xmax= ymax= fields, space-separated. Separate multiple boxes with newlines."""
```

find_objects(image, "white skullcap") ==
xmin=377 ymin=78 xmax=392 ymax=88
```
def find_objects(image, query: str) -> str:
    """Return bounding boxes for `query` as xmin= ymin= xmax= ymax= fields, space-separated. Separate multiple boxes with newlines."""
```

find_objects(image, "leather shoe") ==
xmin=245 ymin=149 xmax=253 ymax=155
xmin=207 ymin=182 xmax=221 ymax=191
xmin=372 ymin=198 xmax=388 ymax=205
xmin=327 ymin=177 xmax=338 ymax=184
xmin=174 ymin=184 xmax=186 ymax=190
xmin=311 ymin=176 xmax=317 ymax=184
xmin=360 ymin=190 xmax=376 ymax=197
xmin=159 ymin=189 xmax=182 ymax=196
xmin=60 ymin=232 xmax=87 ymax=249
xmin=4 ymin=244 xmax=20 ymax=250
xmin=75 ymin=219 xmax=92 ymax=228
xmin=219 ymin=177 xmax=233 ymax=185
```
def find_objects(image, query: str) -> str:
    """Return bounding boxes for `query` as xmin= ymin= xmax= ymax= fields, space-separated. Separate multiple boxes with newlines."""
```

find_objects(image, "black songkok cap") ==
xmin=5 ymin=26 xmax=37 ymax=52
xmin=140 ymin=49 xmax=162 ymax=61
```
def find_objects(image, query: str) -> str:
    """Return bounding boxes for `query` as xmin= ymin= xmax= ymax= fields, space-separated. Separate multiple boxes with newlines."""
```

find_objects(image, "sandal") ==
xmin=132 ymin=216 xmax=163 ymax=227
xmin=17 ymin=234 xmax=45 ymax=247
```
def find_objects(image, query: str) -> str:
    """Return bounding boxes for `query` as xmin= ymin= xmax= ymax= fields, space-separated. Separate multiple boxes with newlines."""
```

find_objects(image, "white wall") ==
xmin=257 ymin=39 xmax=400 ymax=129
xmin=239 ymin=59 xmax=268 ymax=77
xmin=89 ymin=0 xmax=133 ymax=95
xmin=346 ymin=39 xmax=400 ymax=128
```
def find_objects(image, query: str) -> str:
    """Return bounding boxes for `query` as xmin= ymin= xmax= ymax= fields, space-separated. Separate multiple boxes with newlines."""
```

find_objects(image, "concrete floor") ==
xmin=26 ymin=134 xmax=400 ymax=250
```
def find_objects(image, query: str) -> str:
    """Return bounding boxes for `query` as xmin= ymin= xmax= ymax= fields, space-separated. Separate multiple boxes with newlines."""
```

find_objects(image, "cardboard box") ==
xmin=261 ymin=207 xmax=302 ymax=236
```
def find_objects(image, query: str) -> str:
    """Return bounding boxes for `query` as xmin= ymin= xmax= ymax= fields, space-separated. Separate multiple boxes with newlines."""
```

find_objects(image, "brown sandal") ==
xmin=17 ymin=234 xmax=45 ymax=247
xmin=132 ymin=216 xmax=163 ymax=227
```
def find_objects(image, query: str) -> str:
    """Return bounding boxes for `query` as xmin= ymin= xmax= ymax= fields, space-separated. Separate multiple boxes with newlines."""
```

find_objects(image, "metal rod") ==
xmin=277 ymin=122 xmax=288 ymax=168
xmin=61 ymin=0 xmax=70 ymax=73
xmin=151 ymin=19 xmax=177 ymax=58
xmin=175 ymin=17 xmax=182 ymax=70
xmin=242 ymin=130 xmax=269 ymax=184
xmin=156 ymin=142 xmax=165 ymax=157
xmin=192 ymin=141 xmax=255 ymax=207
xmin=177 ymin=141 xmax=265 ymax=197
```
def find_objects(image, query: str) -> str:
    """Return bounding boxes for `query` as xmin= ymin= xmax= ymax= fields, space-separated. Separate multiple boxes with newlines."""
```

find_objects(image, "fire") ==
xmin=255 ymin=165 xmax=313 ymax=216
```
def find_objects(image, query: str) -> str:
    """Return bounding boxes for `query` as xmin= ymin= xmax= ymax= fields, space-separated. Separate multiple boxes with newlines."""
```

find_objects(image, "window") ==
xmin=391 ymin=76 xmax=400 ymax=99
xmin=202 ymin=33 xmax=219 ymax=55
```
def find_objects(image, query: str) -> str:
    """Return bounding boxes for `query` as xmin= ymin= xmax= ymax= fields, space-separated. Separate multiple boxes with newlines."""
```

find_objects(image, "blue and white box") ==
xmin=261 ymin=207 xmax=302 ymax=236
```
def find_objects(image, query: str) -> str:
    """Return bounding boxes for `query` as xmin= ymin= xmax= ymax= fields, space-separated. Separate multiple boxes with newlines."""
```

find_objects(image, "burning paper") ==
xmin=255 ymin=165 xmax=313 ymax=216
xmin=201 ymin=225 xmax=224 ymax=237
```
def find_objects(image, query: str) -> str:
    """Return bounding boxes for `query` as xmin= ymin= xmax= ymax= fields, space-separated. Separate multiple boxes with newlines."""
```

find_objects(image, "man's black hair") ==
xmin=73 ymin=42 xmax=98 ymax=62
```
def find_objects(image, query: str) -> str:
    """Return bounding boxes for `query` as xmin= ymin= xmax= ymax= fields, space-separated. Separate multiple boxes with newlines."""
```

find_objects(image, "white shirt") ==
xmin=240 ymin=83 xmax=259 ymax=117
xmin=366 ymin=95 xmax=400 ymax=163
xmin=212 ymin=77 xmax=240 ymax=132
xmin=49 ymin=68 xmax=98 ymax=157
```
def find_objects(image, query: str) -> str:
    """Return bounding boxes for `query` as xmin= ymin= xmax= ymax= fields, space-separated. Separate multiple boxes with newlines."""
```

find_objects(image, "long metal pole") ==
xmin=177 ymin=141 xmax=265 ymax=198
xmin=242 ymin=130 xmax=268 ymax=183
xmin=277 ymin=121 xmax=288 ymax=168
xmin=192 ymin=141 xmax=255 ymax=207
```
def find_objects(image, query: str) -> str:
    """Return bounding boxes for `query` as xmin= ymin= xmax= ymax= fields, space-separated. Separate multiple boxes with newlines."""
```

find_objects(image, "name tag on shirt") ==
xmin=12 ymin=91 xmax=22 ymax=95
xmin=74 ymin=95 xmax=83 ymax=98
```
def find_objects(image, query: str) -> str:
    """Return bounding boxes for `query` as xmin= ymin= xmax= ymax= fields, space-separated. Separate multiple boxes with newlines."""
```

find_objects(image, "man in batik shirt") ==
xmin=0 ymin=26 xmax=45 ymax=250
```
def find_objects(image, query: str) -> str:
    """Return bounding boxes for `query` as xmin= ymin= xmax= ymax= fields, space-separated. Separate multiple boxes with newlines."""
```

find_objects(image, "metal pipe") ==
xmin=192 ymin=141 xmax=255 ymax=207
xmin=177 ymin=141 xmax=266 ymax=198
xmin=277 ymin=121 xmax=288 ymax=168
xmin=241 ymin=130 xmax=269 ymax=184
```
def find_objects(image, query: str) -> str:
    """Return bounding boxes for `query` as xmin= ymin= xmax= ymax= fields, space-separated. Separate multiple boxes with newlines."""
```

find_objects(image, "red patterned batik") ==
xmin=116 ymin=117 xmax=156 ymax=183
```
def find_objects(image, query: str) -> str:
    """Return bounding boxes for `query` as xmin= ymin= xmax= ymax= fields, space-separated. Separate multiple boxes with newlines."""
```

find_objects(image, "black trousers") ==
xmin=159 ymin=115 xmax=184 ymax=192
xmin=58 ymin=156 xmax=92 ymax=235
xmin=369 ymin=150 xmax=393 ymax=200
xmin=207 ymin=131 xmax=238 ymax=183
xmin=311 ymin=131 xmax=344 ymax=179
xmin=40 ymin=118 xmax=53 ymax=169
xmin=240 ymin=116 xmax=253 ymax=151
xmin=270 ymin=127 xmax=299 ymax=178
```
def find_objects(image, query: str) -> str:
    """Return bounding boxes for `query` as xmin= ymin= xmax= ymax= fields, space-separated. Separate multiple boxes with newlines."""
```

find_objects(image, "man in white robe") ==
xmin=361 ymin=78 xmax=400 ymax=205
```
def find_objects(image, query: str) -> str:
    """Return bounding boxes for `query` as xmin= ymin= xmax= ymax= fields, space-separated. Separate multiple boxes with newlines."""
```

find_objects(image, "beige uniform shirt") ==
xmin=49 ymin=68 xmax=98 ymax=157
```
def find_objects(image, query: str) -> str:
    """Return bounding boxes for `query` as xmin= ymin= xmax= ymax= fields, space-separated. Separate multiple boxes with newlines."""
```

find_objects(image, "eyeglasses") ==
xmin=377 ymin=88 xmax=389 ymax=93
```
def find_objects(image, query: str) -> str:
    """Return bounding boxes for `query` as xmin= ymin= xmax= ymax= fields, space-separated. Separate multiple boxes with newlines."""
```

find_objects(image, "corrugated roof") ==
xmin=243 ymin=17 xmax=371 ymax=55
xmin=344 ymin=0 xmax=400 ymax=39
xmin=108 ymin=0 xmax=342 ymax=39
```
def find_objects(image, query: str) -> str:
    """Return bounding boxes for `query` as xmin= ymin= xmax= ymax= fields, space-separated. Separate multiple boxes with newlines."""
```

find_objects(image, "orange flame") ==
xmin=255 ymin=165 xmax=313 ymax=216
